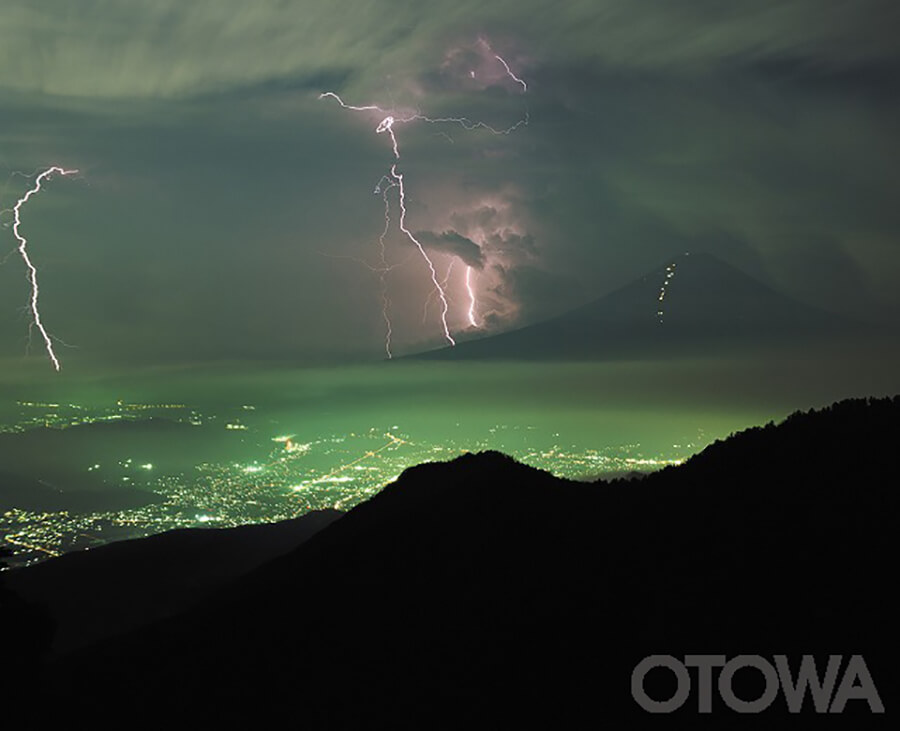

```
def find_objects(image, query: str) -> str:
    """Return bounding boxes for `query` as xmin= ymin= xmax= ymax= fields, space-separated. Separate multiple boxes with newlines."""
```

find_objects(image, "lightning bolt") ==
xmin=320 ymin=92 xmax=455 ymax=346
xmin=423 ymin=258 xmax=455 ymax=324
xmin=465 ymin=266 xmax=479 ymax=328
xmin=390 ymin=164 xmax=455 ymax=346
xmin=478 ymin=38 xmax=528 ymax=93
xmin=320 ymin=92 xmax=527 ymax=137
xmin=317 ymin=92 xmax=384 ymax=114
xmin=494 ymin=54 xmax=528 ymax=93
xmin=319 ymin=175 xmax=405 ymax=359
xmin=10 ymin=166 xmax=78 ymax=371
xmin=376 ymin=178 xmax=398 ymax=358
xmin=319 ymin=48 xmax=527 ymax=352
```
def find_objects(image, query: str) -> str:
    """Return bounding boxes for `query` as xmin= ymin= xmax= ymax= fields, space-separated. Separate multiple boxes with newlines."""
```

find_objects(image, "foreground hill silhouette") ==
xmin=414 ymin=252 xmax=852 ymax=360
xmin=5 ymin=510 xmax=340 ymax=654
xmin=18 ymin=397 xmax=897 ymax=726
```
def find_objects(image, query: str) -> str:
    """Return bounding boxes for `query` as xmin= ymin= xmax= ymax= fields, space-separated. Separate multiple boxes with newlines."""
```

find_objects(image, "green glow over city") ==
xmin=3 ymin=356 xmax=892 ymax=567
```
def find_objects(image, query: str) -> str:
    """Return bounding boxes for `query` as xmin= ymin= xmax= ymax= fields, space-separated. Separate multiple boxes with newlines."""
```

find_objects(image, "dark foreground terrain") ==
xmin=2 ymin=397 xmax=896 ymax=727
xmin=5 ymin=510 xmax=340 ymax=654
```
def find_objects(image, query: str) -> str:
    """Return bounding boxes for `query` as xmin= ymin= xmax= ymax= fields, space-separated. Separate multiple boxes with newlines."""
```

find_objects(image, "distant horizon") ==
xmin=1 ymin=249 xmax=897 ymax=374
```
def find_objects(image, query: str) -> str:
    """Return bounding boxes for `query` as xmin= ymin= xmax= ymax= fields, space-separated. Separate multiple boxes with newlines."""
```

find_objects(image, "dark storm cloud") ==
xmin=1 ymin=0 xmax=898 ymax=365
xmin=483 ymin=262 xmax=584 ymax=324
xmin=413 ymin=230 xmax=484 ymax=269
xmin=2 ymin=1 xmax=898 ymax=98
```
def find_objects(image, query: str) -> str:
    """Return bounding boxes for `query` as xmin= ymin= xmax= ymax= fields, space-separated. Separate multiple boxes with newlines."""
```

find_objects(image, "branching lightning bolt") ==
xmin=390 ymin=164 xmax=456 ymax=346
xmin=320 ymin=92 xmax=455 ymax=348
xmin=319 ymin=48 xmax=527 ymax=353
xmin=10 ymin=166 xmax=78 ymax=371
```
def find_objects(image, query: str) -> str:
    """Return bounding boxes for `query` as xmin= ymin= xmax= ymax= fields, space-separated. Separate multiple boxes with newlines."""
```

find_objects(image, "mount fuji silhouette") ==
xmin=415 ymin=252 xmax=848 ymax=360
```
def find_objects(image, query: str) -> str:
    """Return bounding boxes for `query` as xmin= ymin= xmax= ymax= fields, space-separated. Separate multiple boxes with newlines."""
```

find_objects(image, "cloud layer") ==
xmin=2 ymin=1 xmax=899 ymax=98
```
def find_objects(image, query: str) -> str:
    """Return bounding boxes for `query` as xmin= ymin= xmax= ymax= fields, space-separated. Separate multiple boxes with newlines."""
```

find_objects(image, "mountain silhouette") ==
xmin=7 ymin=396 xmax=896 ymax=727
xmin=414 ymin=252 xmax=850 ymax=360
xmin=4 ymin=510 xmax=340 ymax=655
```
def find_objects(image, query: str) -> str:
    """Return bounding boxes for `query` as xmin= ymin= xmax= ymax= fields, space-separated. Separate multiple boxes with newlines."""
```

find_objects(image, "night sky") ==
xmin=1 ymin=1 xmax=899 ymax=369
